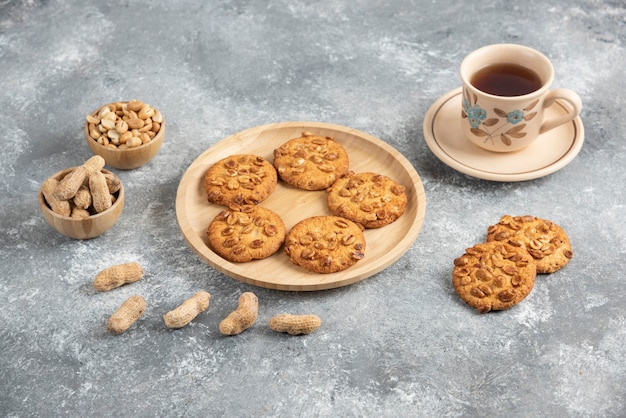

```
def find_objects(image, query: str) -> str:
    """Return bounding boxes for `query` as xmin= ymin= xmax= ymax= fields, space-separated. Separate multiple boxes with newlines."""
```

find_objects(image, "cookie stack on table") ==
xmin=452 ymin=215 xmax=573 ymax=313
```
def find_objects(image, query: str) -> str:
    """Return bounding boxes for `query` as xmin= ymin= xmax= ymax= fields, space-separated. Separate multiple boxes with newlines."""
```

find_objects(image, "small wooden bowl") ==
xmin=84 ymin=102 xmax=165 ymax=170
xmin=39 ymin=167 xmax=124 ymax=240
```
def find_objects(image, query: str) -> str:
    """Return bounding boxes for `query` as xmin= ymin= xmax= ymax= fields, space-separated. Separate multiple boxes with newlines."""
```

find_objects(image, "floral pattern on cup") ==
xmin=462 ymin=89 xmax=538 ymax=147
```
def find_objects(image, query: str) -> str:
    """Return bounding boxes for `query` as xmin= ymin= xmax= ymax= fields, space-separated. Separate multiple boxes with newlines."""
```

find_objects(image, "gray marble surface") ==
xmin=1 ymin=0 xmax=625 ymax=417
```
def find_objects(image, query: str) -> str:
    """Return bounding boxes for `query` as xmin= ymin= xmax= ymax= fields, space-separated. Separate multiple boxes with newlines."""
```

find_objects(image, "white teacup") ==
xmin=460 ymin=44 xmax=582 ymax=152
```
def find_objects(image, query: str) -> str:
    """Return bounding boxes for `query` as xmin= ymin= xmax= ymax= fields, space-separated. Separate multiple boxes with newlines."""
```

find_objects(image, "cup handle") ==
xmin=540 ymin=88 xmax=583 ymax=134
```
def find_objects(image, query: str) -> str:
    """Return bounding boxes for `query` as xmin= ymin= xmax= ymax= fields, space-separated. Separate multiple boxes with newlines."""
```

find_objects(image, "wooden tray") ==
xmin=176 ymin=121 xmax=426 ymax=291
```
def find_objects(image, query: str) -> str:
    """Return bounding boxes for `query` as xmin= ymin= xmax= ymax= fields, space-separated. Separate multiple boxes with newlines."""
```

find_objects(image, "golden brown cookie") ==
xmin=284 ymin=216 xmax=366 ymax=273
xmin=326 ymin=171 xmax=408 ymax=228
xmin=452 ymin=241 xmax=537 ymax=313
xmin=207 ymin=204 xmax=286 ymax=263
xmin=273 ymin=132 xmax=349 ymax=190
xmin=204 ymin=154 xmax=277 ymax=206
xmin=486 ymin=215 xmax=573 ymax=273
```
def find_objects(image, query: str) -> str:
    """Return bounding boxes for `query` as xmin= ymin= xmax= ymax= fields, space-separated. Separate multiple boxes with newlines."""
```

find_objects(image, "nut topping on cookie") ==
xmin=327 ymin=172 xmax=408 ymax=228
xmin=207 ymin=205 xmax=286 ymax=263
xmin=486 ymin=215 xmax=573 ymax=273
xmin=204 ymin=154 xmax=277 ymax=206
xmin=284 ymin=216 xmax=366 ymax=273
xmin=273 ymin=133 xmax=349 ymax=190
xmin=452 ymin=241 xmax=537 ymax=313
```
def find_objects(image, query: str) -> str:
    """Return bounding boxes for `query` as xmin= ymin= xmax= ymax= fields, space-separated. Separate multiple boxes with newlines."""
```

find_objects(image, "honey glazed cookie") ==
xmin=326 ymin=171 xmax=408 ymax=228
xmin=284 ymin=216 xmax=366 ymax=274
xmin=452 ymin=241 xmax=537 ymax=313
xmin=204 ymin=154 xmax=277 ymax=206
xmin=207 ymin=204 xmax=286 ymax=263
xmin=486 ymin=215 xmax=573 ymax=274
xmin=273 ymin=132 xmax=350 ymax=190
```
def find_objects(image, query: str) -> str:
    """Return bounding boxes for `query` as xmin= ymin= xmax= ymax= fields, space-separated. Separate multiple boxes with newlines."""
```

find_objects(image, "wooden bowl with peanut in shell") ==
xmin=85 ymin=100 xmax=165 ymax=170
xmin=39 ymin=167 xmax=125 ymax=240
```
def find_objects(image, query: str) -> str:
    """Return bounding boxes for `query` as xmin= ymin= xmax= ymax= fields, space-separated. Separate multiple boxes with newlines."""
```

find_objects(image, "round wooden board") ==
xmin=176 ymin=121 xmax=426 ymax=291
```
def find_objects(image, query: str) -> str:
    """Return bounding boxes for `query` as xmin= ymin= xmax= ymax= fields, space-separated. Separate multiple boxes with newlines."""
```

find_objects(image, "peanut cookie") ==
xmin=326 ymin=172 xmax=408 ymax=228
xmin=486 ymin=215 xmax=573 ymax=273
xmin=207 ymin=204 xmax=286 ymax=263
xmin=284 ymin=216 xmax=366 ymax=273
xmin=273 ymin=132 xmax=349 ymax=190
xmin=204 ymin=154 xmax=277 ymax=206
xmin=452 ymin=241 xmax=537 ymax=313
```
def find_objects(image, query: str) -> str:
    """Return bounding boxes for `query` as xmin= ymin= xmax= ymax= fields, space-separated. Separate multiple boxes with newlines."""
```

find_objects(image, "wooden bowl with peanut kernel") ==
xmin=84 ymin=100 xmax=165 ymax=170
xmin=38 ymin=167 xmax=125 ymax=240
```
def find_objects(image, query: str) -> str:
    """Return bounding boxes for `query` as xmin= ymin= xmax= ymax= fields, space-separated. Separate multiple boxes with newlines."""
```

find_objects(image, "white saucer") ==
xmin=423 ymin=88 xmax=585 ymax=182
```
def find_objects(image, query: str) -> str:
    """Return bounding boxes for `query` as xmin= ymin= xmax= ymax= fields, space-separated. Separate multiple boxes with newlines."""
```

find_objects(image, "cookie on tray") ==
xmin=486 ymin=215 xmax=573 ymax=274
xmin=273 ymin=132 xmax=349 ymax=190
xmin=326 ymin=171 xmax=408 ymax=228
xmin=207 ymin=204 xmax=286 ymax=263
xmin=452 ymin=241 xmax=537 ymax=313
xmin=204 ymin=154 xmax=277 ymax=206
xmin=284 ymin=216 xmax=366 ymax=274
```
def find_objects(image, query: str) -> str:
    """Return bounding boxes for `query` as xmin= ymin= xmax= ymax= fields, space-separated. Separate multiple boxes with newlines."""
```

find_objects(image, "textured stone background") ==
xmin=1 ymin=0 xmax=625 ymax=416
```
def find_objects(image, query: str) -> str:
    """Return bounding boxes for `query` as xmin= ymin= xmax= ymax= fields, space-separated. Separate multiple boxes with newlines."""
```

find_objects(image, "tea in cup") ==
xmin=460 ymin=44 xmax=582 ymax=152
